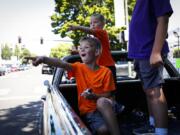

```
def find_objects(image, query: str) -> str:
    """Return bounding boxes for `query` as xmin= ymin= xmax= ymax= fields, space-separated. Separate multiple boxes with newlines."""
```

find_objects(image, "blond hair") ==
xmin=91 ymin=13 xmax=105 ymax=23
xmin=79 ymin=36 xmax=102 ymax=54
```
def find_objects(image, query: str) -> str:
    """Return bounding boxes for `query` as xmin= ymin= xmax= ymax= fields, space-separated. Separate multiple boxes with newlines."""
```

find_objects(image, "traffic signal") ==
xmin=18 ymin=36 xmax=21 ymax=44
xmin=40 ymin=37 xmax=43 ymax=44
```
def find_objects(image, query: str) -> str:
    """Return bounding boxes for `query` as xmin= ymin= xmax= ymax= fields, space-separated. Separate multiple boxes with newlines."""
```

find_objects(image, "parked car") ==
xmin=0 ymin=66 xmax=6 ymax=76
xmin=10 ymin=65 xmax=18 ymax=72
xmin=42 ymin=64 xmax=54 ymax=74
xmin=41 ymin=51 xmax=180 ymax=135
xmin=18 ymin=64 xmax=29 ymax=71
xmin=4 ymin=64 xmax=12 ymax=73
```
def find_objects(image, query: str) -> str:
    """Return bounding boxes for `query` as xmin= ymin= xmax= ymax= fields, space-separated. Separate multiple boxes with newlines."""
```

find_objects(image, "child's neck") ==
xmin=86 ymin=63 xmax=99 ymax=71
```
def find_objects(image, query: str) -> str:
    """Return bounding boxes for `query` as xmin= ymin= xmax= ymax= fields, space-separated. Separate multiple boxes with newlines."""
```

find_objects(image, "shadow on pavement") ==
xmin=0 ymin=100 xmax=43 ymax=135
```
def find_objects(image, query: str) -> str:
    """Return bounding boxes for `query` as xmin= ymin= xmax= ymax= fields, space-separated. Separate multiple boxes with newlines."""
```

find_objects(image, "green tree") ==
xmin=20 ymin=48 xmax=32 ymax=64
xmin=173 ymin=49 xmax=180 ymax=58
xmin=128 ymin=0 xmax=136 ymax=21
xmin=1 ymin=43 xmax=13 ymax=60
xmin=51 ymin=0 xmax=124 ymax=50
xmin=20 ymin=48 xmax=31 ymax=59
xmin=50 ymin=43 xmax=72 ymax=58
xmin=14 ymin=44 xmax=21 ymax=60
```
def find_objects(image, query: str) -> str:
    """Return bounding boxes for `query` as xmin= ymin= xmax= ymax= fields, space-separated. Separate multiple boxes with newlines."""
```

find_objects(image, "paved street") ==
xmin=0 ymin=66 xmax=52 ymax=135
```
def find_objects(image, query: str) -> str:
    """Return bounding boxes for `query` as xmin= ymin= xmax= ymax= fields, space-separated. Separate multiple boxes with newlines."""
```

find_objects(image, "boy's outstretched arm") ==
xmin=25 ymin=56 xmax=72 ymax=71
xmin=68 ymin=25 xmax=93 ymax=34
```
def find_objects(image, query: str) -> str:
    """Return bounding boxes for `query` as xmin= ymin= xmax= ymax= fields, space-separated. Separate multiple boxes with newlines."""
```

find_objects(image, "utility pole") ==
xmin=18 ymin=36 xmax=22 ymax=44
xmin=114 ymin=0 xmax=129 ymax=49
xmin=40 ymin=37 xmax=44 ymax=45
xmin=114 ymin=0 xmax=128 ymax=27
xmin=173 ymin=31 xmax=180 ymax=55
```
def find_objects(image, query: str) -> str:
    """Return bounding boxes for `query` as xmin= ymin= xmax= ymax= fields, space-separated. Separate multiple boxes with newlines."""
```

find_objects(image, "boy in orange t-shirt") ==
xmin=26 ymin=37 xmax=122 ymax=135
xmin=68 ymin=13 xmax=116 ymax=81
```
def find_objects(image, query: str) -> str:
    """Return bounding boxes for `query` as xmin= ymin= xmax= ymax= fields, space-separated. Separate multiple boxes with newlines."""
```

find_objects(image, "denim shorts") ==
xmin=82 ymin=101 xmax=124 ymax=134
xmin=134 ymin=59 xmax=164 ymax=90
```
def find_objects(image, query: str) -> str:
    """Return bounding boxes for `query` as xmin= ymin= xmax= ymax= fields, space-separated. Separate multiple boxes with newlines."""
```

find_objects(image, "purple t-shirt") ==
xmin=128 ymin=0 xmax=173 ymax=59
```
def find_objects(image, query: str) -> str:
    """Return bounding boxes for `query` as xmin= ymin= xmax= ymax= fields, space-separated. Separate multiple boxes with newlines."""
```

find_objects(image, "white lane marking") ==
xmin=0 ymin=88 xmax=10 ymax=96
xmin=33 ymin=86 xmax=47 ymax=95
xmin=0 ymin=96 xmax=42 ymax=101
xmin=33 ymin=86 xmax=44 ymax=93
xmin=22 ymin=122 xmax=36 ymax=132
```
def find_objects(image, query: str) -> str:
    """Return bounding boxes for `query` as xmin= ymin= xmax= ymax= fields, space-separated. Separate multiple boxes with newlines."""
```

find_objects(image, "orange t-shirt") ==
xmin=92 ymin=29 xmax=115 ymax=66
xmin=71 ymin=62 xmax=115 ymax=115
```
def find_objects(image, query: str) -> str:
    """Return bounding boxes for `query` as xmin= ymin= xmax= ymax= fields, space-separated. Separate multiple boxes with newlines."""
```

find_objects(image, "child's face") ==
xmin=78 ymin=41 xmax=97 ymax=64
xmin=90 ymin=16 xmax=104 ymax=29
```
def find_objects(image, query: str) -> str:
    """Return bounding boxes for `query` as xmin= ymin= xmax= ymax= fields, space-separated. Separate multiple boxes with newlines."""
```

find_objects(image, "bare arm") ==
xmin=83 ymin=90 xmax=113 ymax=100
xmin=150 ymin=15 xmax=169 ymax=66
xmin=25 ymin=56 xmax=72 ymax=71
xmin=95 ymin=92 xmax=112 ymax=99
xmin=68 ymin=25 xmax=93 ymax=34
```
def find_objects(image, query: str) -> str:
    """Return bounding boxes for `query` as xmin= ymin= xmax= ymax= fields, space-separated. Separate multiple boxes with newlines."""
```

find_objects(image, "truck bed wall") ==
xmin=59 ymin=78 xmax=180 ymax=115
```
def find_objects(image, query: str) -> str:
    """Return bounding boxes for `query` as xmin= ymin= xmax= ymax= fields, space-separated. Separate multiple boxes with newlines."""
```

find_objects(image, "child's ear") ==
xmin=101 ymin=22 xmax=105 ymax=27
xmin=95 ymin=49 xmax=100 ymax=57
